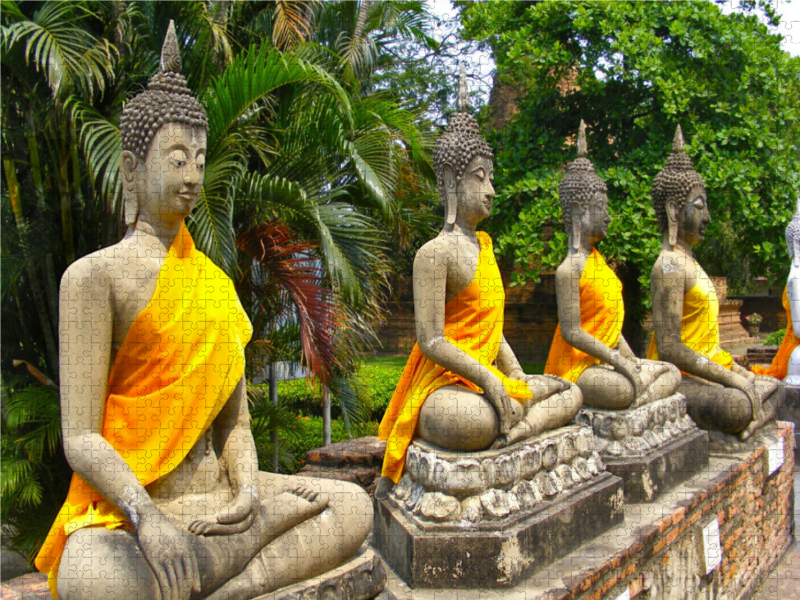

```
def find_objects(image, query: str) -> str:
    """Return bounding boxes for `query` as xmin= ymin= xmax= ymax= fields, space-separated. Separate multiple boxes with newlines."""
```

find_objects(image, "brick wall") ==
xmin=524 ymin=422 xmax=795 ymax=600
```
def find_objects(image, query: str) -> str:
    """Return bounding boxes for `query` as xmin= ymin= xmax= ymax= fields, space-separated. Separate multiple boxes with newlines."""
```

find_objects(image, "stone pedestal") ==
xmin=373 ymin=426 xmax=625 ymax=589
xmin=575 ymin=393 xmax=709 ymax=502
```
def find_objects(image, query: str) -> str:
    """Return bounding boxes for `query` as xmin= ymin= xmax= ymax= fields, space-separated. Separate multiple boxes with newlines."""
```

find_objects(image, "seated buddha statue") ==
xmin=545 ymin=122 xmax=680 ymax=409
xmin=752 ymin=199 xmax=800 ymax=383
xmin=35 ymin=23 xmax=372 ymax=600
xmin=648 ymin=126 xmax=783 ymax=441
xmin=377 ymin=66 xmax=582 ymax=490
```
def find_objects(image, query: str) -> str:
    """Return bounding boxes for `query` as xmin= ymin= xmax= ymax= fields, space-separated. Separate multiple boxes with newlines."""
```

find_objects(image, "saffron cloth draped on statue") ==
xmin=752 ymin=286 xmax=799 ymax=379
xmin=545 ymin=249 xmax=624 ymax=382
xmin=378 ymin=233 xmax=533 ymax=483
xmin=35 ymin=224 xmax=252 ymax=595
xmin=647 ymin=260 xmax=733 ymax=370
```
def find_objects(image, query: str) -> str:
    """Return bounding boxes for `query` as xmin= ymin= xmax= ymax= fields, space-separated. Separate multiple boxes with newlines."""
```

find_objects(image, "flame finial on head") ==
xmin=577 ymin=119 xmax=588 ymax=159
xmin=672 ymin=125 xmax=684 ymax=153
xmin=160 ymin=20 xmax=182 ymax=73
xmin=457 ymin=63 xmax=470 ymax=113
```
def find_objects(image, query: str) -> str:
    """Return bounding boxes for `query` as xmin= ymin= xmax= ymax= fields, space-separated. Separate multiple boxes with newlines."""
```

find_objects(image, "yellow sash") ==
xmin=35 ymin=223 xmax=252 ymax=596
xmin=545 ymin=248 xmax=624 ymax=382
xmin=752 ymin=285 xmax=799 ymax=379
xmin=378 ymin=233 xmax=533 ymax=483
xmin=647 ymin=259 xmax=732 ymax=369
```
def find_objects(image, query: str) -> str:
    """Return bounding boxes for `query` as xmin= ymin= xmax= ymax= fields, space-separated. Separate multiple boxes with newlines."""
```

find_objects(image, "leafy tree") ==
xmin=1 ymin=0 xmax=435 ymax=559
xmin=460 ymin=0 xmax=800 ymax=341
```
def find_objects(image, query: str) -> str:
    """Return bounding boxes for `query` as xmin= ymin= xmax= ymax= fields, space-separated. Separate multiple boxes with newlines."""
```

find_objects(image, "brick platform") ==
xmin=298 ymin=437 xmax=386 ymax=500
xmin=380 ymin=421 xmax=796 ymax=600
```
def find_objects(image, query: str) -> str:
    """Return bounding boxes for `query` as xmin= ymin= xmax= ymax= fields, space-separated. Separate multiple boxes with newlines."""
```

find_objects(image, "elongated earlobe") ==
xmin=444 ymin=165 xmax=457 ymax=226
xmin=667 ymin=202 xmax=679 ymax=247
xmin=121 ymin=151 xmax=139 ymax=227
xmin=570 ymin=201 xmax=583 ymax=252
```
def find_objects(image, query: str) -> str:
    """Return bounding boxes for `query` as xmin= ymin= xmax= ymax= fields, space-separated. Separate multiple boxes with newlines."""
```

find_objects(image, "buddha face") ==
xmin=123 ymin=122 xmax=207 ymax=226
xmin=580 ymin=190 xmax=610 ymax=246
xmin=452 ymin=155 xmax=495 ymax=225
xmin=675 ymin=187 xmax=710 ymax=247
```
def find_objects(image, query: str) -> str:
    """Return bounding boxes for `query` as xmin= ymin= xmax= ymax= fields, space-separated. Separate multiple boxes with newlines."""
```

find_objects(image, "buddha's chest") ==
xmin=109 ymin=257 xmax=164 ymax=353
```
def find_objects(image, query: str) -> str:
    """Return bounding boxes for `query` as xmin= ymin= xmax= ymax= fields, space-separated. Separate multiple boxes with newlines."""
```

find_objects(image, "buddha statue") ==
xmin=377 ymin=66 xmax=582 ymax=490
xmin=35 ymin=22 xmax=372 ymax=600
xmin=752 ymin=199 xmax=800 ymax=383
xmin=647 ymin=126 xmax=783 ymax=441
xmin=545 ymin=121 xmax=681 ymax=409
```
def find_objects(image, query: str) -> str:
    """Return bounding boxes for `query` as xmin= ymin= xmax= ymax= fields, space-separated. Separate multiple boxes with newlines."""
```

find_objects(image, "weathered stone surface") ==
xmin=604 ymin=427 xmax=709 ymax=502
xmin=779 ymin=384 xmax=800 ymax=448
xmin=373 ymin=472 xmax=624 ymax=589
xmin=396 ymin=426 xmax=605 ymax=523
xmin=258 ymin=546 xmax=386 ymax=600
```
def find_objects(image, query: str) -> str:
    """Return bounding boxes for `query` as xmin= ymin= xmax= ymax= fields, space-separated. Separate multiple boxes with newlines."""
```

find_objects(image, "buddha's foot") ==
xmin=190 ymin=486 xmax=328 ymax=540
xmin=254 ymin=485 xmax=329 ymax=546
xmin=490 ymin=434 xmax=509 ymax=450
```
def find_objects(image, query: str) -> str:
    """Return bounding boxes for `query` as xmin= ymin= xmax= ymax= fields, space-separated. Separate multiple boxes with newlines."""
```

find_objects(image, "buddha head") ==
xmin=120 ymin=21 xmax=209 ymax=227
xmin=433 ymin=64 xmax=495 ymax=227
xmin=651 ymin=126 xmax=709 ymax=249
xmin=559 ymin=120 xmax=609 ymax=252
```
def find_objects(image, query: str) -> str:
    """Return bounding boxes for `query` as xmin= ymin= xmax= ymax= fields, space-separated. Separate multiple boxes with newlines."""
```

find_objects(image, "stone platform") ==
xmin=373 ymin=426 xmax=625 ymax=589
xmin=379 ymin=421 xmax=796 ymax=600
xmin=575 ymin=393 xmax=709 ymax=502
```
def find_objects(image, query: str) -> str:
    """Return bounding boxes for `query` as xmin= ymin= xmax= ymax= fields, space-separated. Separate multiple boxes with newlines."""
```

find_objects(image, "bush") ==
xmin=764 ymin=329 xmax=787 ymax=346
xmin=358 ymin=363 xmax=405 ymax=420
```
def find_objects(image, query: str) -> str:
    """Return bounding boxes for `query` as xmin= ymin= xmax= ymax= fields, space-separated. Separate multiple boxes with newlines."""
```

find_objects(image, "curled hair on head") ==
xmin=433 ymin=64 xmax=493 ymax=203
xmin=558 ymin=120 xmax=607 ymax=232
xmin=119 ymin=21 xmax=208 ymax=163
xmin=651 ymin=126 xmax=706 ymax=234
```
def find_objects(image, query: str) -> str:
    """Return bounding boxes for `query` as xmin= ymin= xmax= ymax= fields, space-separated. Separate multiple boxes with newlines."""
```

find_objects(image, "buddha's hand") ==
xmin=617 ymin=357 xmax=644 ymax=399
xmin=188 ymin=483 xmax=259 ymax=536
xmin=137 ymin=507 xmax=201 ymax=600
xmin=485 ymin=382 xmax=523 ymax=434
xmin=731 ymin=374 xmax=761 ymax=439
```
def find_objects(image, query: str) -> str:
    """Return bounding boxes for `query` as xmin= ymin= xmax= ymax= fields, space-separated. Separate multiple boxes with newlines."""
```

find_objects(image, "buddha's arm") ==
xmin=555 ymin=258 xmax=641 ymax=391
xmin=208 ymin=377 xmax=260 ymax=528
xmin=59 ymin=260 xmax=199 ymax=600
xmin=412 ymin=242 xmax=520 ymax=433
xmin=651 ymin=257 xmax=755 ymax=390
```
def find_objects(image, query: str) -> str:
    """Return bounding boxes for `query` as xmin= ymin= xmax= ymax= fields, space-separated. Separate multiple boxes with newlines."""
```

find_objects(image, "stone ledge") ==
xmin=257 ymin=546 xmax=386 ymax=600
xmin=379 ymin=421 xmax=796 ymax=600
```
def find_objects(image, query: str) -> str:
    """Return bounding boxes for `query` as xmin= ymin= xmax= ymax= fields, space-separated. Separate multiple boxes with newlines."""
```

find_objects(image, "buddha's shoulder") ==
xmin=60 ymin=242 xmax=130 ymax=287
xmin=652 ymin=249 xmax=693 ymax=278
xmin=415 ymin=233 xmax=457 ymax=262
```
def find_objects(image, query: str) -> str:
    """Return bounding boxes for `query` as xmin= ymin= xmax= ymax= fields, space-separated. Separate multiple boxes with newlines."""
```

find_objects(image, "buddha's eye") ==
xmin=474 ymin=168 xmax=485 ymax=180
xmin=168 ymin=148 xmax=188 ymax=168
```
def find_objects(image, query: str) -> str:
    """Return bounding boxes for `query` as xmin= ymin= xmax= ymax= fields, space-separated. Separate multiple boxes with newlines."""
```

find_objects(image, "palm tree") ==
xmin=2 ymin=0 xmax=437 ymax=558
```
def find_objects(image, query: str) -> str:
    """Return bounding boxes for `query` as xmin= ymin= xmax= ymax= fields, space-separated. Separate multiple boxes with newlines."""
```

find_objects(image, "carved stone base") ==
xmin=604 ymin=428 xmax=708 ymax=502
xmin=575 ymin=394 xmax=709 ymax=502
xmin=372 ymin=426 xmax=625 ymax=589
xmin=708 ymin=420 xmax=781 ymax=456
xmin=258 ymin=546 xmax=387 ymax=600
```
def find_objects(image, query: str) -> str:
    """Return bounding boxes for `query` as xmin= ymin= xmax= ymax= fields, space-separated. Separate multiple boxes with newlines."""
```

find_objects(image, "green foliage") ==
xmin=461 ymin=1 xmax=800 ymax=303
xmin=764 ymin=329 xmax=787 ymax=346
xmin=357 ymin=362 xmax=405 ymax=419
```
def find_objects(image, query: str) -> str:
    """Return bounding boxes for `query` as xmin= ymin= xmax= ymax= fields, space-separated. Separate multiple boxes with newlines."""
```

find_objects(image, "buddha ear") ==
xmin=121 ymin=151 xmax=139 ymax=227
xmin=570 ymin=201 xmax=583 ymax=252
xmin=666 ymin=200 xmax=679 ymax=247
xmin=443 ymin=164 xmax=457 ymax=226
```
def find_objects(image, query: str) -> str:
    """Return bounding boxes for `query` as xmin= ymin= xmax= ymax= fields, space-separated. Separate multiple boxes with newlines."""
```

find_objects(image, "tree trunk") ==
xmin=269 ymin=363 xmax=279 ymax=472
xmin=322 ymin=384 xmax=331 ymax=446
xmin=59 ymin=119 xmax=76 ymax=265
xmin=4 ymin=157 xmax=59 ymax=377
xmin=353 ymin=0 xmax=371 ymax=42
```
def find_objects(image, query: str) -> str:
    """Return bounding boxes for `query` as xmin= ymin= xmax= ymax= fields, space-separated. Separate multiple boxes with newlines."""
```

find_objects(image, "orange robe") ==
xmin=545 ymin=248 xmax=624 ymax=382
xmin=35 ymin=223 xmax=252 ymax=597
xmin=752 ymin=286 xmax=799 ymax=379
xmin=378 ymin=232 xmax=533 ymax=483
xmin=647 ymin=259 xmax=733 ymax=369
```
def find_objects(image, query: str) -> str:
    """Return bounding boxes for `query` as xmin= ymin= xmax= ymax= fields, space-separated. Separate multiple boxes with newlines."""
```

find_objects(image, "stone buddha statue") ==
xmin=377 ymin=66 xmax=582 ymax=490
xmin=752 ymin=199 xmax=800 ymax=383
xmin=545 ymin=121 xmax=680 ymax=410
xmin=648 ymin=126 xmax=783 ymax=441
xmin=35 ymin=22 xmax=373 ymax=600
